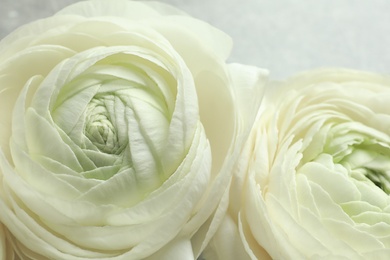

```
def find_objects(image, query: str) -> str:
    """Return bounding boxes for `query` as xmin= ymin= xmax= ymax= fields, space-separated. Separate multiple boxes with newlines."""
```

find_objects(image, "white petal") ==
xmin=203 ymin=214 xmax=250 ymax=260
xmin=227 ymin=63 xmax=268 ymax=134
xmin=147 ymin=237 xmax=195 ymax=260
xmin=56 ymin=0 xmax=164 ymax=20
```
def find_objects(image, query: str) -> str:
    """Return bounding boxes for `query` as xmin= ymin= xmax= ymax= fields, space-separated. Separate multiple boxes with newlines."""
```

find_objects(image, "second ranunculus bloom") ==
xmin=207 ymin=69 xmax=390 ymax=259
xmin=0 ymin=0 xmax=267 ymax=259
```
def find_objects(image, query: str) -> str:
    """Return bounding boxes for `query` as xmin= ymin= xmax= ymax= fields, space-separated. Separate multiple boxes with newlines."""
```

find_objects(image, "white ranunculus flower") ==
xmin=206 ymin=69 xmax=390 ymax=259
xmin=0 ymin=0 xmax=267 ymax=259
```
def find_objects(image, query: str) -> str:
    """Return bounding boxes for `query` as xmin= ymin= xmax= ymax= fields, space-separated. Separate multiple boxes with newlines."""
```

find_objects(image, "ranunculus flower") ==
xmin=0 ymin=0 xmax=267 ymax=259
xmin=206 ymin=69 xmax=390 ymax=259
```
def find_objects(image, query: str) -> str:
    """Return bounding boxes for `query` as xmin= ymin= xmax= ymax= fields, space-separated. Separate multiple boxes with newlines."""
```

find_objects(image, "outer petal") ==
xmin=147 ymin=237 xmax=195 ymax=260
xmin=200 ymin=65 xmax=267 ymax=259
xmin=56 ymin=0 xmax=186 ymax=19
xmin=203 ymin=214 xmax=250 ymax=260
xmin=56 ymin=0 xmax=233 ymax=62
xmin=227 ymin=63 xmax=268 ymax=135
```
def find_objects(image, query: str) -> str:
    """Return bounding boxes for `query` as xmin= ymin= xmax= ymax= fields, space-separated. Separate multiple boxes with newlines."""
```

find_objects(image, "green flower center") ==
xmin=363 ymin=168 xmax=390 ymax=194
xmin=49 ymin=53 xmax=175 ymax=181
xmin=85 ymin=94 xmax=124 ymax=155
xmin=323 ymin=122 xmax=390 ymax=195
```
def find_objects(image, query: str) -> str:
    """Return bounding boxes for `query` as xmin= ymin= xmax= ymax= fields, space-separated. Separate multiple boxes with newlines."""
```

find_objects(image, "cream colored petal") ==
xmin=147 ymin=237 xmax=194 ymax=260
xmin=203 ymin=214 xmax=250 ymax=260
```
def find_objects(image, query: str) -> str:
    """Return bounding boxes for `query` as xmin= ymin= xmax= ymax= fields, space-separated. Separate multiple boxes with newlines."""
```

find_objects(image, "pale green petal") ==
xmin=80 ymin=149 xmax=119 ymax=168
xmin=78 ymin=167 xmax=145 ymax=207
xmin=299 ymin=160 xmax=360 ymax=204
xmin=161 ymin=63 xmax=198 ymax=177
xmin=81 ymin=165 xmax=121 ymax=180
xmin=24 ymin=108 xmax=83 ymax=172
xmin=107 ymin=126 xmax=210 ymax=225
xmin=341 ymin=201 xmax=381 ymax=218
xmin=55 ymin=174 xmax=101 ymax=194
xmin=353 ymin=211 xmax=390 ymax=225
xmin=10 ymin=140 xmax=81 ymax=199
xmin=51 ymin=80 xmax=100 ymax=135
xmin=50 ymin=132 xmax=211 ymax=255
xmin=7 ymin=75 xmax=43 ymax=152
xmin=353 ymin=179 xmax=389 ymax=209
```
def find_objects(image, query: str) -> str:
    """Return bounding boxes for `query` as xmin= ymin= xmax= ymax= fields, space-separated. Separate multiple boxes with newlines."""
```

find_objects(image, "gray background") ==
xmin=1 ymin=0 xmax=390 ymax=80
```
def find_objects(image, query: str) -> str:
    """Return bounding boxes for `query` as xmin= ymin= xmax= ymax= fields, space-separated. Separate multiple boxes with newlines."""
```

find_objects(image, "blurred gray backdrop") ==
xmin=1 ymin=0 xmax=390 ymax=80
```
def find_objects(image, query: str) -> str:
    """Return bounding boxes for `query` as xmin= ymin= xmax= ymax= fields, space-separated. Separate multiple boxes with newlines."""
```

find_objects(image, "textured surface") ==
xmin=1 ymin=0 xmax=390 ymax=80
